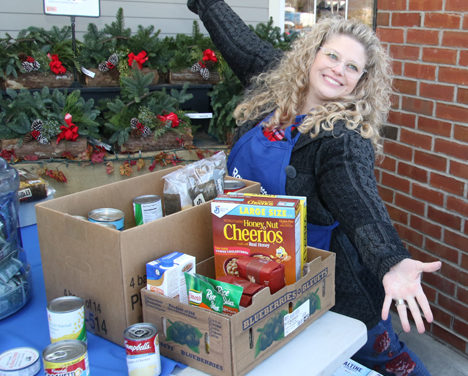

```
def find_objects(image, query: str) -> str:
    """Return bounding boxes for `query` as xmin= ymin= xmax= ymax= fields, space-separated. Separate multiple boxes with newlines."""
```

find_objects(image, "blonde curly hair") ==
xmin=233 ymin=16 xmax=393 ymax=151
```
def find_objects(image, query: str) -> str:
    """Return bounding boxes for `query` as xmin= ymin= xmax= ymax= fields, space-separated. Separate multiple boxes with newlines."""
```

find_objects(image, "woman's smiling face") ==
xmin=306 ymin=34 xmax=367 ymax=107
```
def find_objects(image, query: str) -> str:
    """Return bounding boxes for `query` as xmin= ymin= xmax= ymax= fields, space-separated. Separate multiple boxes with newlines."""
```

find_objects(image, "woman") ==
xmin=187 ymin=1 xmax=441 ymax=375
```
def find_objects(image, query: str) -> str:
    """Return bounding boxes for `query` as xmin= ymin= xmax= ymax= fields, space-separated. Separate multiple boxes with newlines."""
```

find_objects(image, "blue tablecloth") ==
xmin=0 ymin=225 xmax=186 ymax=375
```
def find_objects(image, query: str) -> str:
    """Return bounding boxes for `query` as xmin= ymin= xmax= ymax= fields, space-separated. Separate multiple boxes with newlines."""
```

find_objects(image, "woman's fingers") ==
xmin=396 ymin=300 xmax=411 ymax=332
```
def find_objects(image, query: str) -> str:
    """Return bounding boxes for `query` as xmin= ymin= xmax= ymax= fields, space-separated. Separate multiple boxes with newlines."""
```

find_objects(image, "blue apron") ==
xmin=227 ymin=115 xmax=339 ymax=250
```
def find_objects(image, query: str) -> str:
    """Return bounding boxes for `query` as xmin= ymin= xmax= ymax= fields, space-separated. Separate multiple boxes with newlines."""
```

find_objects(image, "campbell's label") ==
xmin=125 ymin=337 xmax=157 ymax=356
xmin=44 ymin=354 xmax=89 ymax=376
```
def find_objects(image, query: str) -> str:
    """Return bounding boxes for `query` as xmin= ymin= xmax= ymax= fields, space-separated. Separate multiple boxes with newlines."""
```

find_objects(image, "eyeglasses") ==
xmin=319 ymin=47 xmax=367 ymax=77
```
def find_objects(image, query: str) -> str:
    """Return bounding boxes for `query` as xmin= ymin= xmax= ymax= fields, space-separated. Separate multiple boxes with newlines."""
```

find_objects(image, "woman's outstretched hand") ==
xmin=381 ymin=258 xmax=442 ymax=333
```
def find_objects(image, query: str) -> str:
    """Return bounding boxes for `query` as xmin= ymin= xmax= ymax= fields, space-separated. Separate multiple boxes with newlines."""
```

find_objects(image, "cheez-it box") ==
xmin=211 ymin=194 xmax=305 ymax=285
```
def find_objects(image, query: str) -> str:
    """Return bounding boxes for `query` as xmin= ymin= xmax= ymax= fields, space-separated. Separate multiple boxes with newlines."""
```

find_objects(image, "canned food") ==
xmin=133 ymin=195 xmax=163 ymax=225
xmin=124 ymin=323 xmax=161 ymax=376
xmin=88 ymin=208 xmax=124 ymax=230
xmin=43 ymin=340 xmax=89 ymax=376
xmin=223 ymin=179 xmax=246 ymax=193
xmin=0 ymin=347 xmax=40 ymax=376
xmin=47 ymin=296 xmax=87 ymax=344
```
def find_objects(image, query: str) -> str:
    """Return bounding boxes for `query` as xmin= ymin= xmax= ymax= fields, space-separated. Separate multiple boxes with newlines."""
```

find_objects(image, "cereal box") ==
xmin=211 ymin=195 xmax=304 ymax=285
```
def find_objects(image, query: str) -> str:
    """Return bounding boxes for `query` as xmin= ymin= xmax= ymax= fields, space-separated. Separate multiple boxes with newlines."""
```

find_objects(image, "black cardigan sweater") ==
xmin=190 ymin=0 xmax=410 ymax=328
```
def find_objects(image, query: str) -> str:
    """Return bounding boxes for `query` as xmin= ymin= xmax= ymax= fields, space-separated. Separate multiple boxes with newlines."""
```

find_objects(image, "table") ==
xmin=1 ymin=225 xmax=367 ymax=376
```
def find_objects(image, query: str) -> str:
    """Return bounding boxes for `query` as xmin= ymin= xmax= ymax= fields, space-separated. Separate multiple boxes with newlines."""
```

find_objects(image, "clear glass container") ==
xmin=0 ymin=158 xmax=32 ymax=319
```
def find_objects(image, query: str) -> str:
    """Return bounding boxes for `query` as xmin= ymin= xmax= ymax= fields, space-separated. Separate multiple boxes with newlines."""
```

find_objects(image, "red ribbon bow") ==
xmin=56 ymin=113 xmax=79 ymax=144
xmin=157 ymin=112 xmax=180 ymax=128
xmin=202 ymin=49 xmax=217 ymax=63
xmin=49 ymin=54 xmax=66 ymax=75
xmin=128 ymin=51 xmax=148 ymax=70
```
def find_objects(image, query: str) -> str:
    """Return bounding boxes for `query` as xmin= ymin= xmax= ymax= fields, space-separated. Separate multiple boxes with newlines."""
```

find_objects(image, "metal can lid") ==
xmin=43 ymin=340 xmax=87 ymax=363
xmin=47 ymin=296 xmax=84 ymax=313
xmin=88 ymin=208 xmax=124 ymax=222
xmin=124 ymin=323 xmax=157 ymax=341
xmin=133 ymin=195 xmax=161 ymax=204
xmin=0 ymin=347 xmax=40 ymax=373
xmin=224 ymin=180 xmax=246 ymax=191
xmin=96 ymin=222 xmax=117 ymax=229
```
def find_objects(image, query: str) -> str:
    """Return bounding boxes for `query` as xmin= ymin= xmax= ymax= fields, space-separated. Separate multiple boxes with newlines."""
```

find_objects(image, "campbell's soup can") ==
xmin=133 ymin=195 xmax=163 ymax=225
xmin=223 ymin=179 xmax=246 ymax=193
xmin=47 ymin=296 xmax=87 ymax=344
xmin=43 ymin=340 xmax=89 ymax=376
xmin=124 ymin=323 xmax=161 ymax=376
xmin=88 ymin=207 xmax=124 ymax=230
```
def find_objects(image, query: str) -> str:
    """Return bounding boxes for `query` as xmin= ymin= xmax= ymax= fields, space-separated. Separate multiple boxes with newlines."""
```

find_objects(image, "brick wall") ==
xmin=375 ymin=0 xmax=468 ymax=355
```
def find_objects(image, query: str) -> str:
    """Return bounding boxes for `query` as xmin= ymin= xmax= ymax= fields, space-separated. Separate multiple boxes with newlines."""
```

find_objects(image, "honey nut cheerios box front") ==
xmin=211 ymin=194 xmax=305 ymax=286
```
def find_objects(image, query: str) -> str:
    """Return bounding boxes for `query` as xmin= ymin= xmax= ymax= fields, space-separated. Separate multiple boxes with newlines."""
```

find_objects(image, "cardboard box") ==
xmin=35 ymin=166 xmax=260 ymax=345
xmin=142 ymin=247 xmax=335 ymax=376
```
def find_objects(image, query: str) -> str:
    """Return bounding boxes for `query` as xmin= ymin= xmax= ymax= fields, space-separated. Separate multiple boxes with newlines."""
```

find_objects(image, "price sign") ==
xmin=43 ymin=0 xmax=100 ymax=18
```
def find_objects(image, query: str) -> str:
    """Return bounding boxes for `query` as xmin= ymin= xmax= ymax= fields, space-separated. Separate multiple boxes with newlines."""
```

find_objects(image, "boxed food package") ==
xmin=146 ymin=252 xmax=196 ymax=304
xmin=236 ymin=256 xmax=285 ymax=294
xmin=17 ymin=168 xmax=48 ymax=202
xmin=211 ymin=194 xmax=305 ymax=285
xmin=217 ymin=276 xmax=265 ymax=308
xmin=142 ymin=247 xmax=335 ymax=376
xmin=36 ymin=165 xmax=260 ymax=345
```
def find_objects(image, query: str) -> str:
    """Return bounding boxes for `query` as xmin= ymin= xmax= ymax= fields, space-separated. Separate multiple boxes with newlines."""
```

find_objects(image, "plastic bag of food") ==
xmin=184 ymin=272 xmax=243 ymax=315
xmin=163 ymin=151 xmax=227 ymax=215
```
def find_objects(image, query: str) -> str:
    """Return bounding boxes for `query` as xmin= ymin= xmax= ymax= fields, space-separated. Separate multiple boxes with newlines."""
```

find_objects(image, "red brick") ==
xmin=414 ymin=150 xmax=447 ymax=172
xmin=400 ymin=129 xmax=432 ymax=150
xmin=393 ymin=78 xmax=417 ymax=95
xmin=465 ymin=13 xmax=468 ymax=29
xmin=423 ymin=284 xmax=437 ymax=303
xmin=386 ymin=203 xmax=409 ymax=224
xmin=443 ymin=31 xmax=468 ymax=49
xmin=450 ymin=160 xmax=468 ymax=180
xmin=430 ymin=173 xmax=464 ymax=196
xmin=402 ymin=96 xmax=434 ymax=116
xmin=390 ymin=45 xmax=420 ymax=61
xmin=462 ymin=253 xmax=468 ymax=269
xmin=412 ymin=183 xmax=444 ymax=206
xmin=461 ymin=50 xmax=468 ymax=66
xmin=407 ymin=29 xmax=439 ymax=45
xmin=424 ymin=272 xmax=456 ymax=295
xmin=382 ymin=171 xmax=411 ymax=193
xmin=446 ymin=0 xmax=468 ymax=11
xmin=392 ymin=12 xmax=421 ymax=27
xmin=434 ymin=138 xmax=468 ymax=160
xmin=411 ymin=215 xmax=443 ymax=238
xmin=394 ymin=223 xmax=424 ymax=246
xmin=395 ymin=193 xmax=425 ymax=215
xmin=432 ymin=324 xmax=466 ymax=353
xmin=444 ymin=228 xmax=468 ymax=250
xmin=441 ymin=263 xmax=468 ymax=286
xmin=378 ymin=0 xmax=407 ymax=10
xmin=439 ymin=66 xmax=468 ymax=85
xmin=409 ymin=0 xmax=443 ymax=10
xmin=446 ymin=196 xmax=468 ymax=217
xmin=428 ymin=206 xmax=462 ymax=230
xmin=379 ymin=155 xmax=397 ymax=172
xmin=424 ymin=13 xmax=462 ymax=28
xmin=377 ymin=28 xmax=405 ymax=43
xmin=458 ymin=88 xmax=468 ymax=105
xmin=431 ymin=306 xmax=452 ymax=327
xmin=453 ymin=319 xmax=468 ymax=339
xmin=425 ymin=238 xmax=459 ymax=264
xmin=457 ymin=286 xmax=468 ymax=305
xmin=390 ymin=93 xmax=400 ymax=108
xmin=417 ymin=117 xmax=452 ymax=137
xmin=436 ymin=103 xmax=468 ymax=123
xmin=388 ymin=111 xmax=416 ymax=128
xmin=376 ymin=12 xmax=390 ymax=26
xmin=438 ymin=294 xmax=467 ymax=319
xmin=422 ymin=47 xmax=458 ymax=65
xmin=377 ymin=184 xmax=395 ymax=203
xmin=453 ymin=125 xmax=468 ymax=143
xmin=398 ymin=161 xmax=428 ymax=182
xmin=420 ymin=82 xmax=455 ymax=101
xmin=392 ymin=60 xmax=403 ymax=75
xmin=404 ymin=62 xmax=437 ymax=80
xmin=383 ymin=140 xmax=413 ymax=160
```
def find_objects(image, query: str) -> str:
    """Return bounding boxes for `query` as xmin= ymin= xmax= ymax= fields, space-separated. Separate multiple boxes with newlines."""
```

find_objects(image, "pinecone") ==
xmin=37 ymin=135 xmax=49 ymax=144
xmin=32 ymin=60 xmax=40 ymax=70
xmin=191 ymin=62 xmax=202 ymax=72
xmin=31 ymin=119 xmax=43 ymax=132
xmin=199 ymin=67 xmax=210 ymax=80
xmin=23 ymin=133 xmax=34 ymax=143
xmin=98 ymin=62 xmax=109 ymax=72
xmin=130 ymin=118 xmax=139 ymax=129
xmin=108 ymin=53 xmax=119 ymax=66
xmin=142 ymin=126 xmax=152 ymax=137
xmin=22 ymin=61 xmax=34 ymax=72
